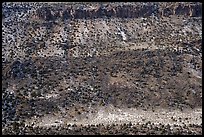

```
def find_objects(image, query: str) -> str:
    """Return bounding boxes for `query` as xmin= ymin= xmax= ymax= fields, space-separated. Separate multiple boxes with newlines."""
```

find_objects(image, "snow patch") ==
xmin=120 ymin=31 xmax=127 ymax=41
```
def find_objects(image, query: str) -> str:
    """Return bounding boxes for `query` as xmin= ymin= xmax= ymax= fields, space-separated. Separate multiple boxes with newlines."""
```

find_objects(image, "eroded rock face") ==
xmin=32 ymin=3 xmax=202 ymax=21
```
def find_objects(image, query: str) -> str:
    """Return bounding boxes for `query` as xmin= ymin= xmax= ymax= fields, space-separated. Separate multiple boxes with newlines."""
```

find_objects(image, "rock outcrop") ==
xmin=32 ymin=2 xmax=202 ymax=21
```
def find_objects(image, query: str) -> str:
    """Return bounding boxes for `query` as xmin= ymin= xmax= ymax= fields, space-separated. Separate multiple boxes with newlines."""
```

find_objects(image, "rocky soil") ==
xmin=2 ymin=2 xmax=202 ymax=135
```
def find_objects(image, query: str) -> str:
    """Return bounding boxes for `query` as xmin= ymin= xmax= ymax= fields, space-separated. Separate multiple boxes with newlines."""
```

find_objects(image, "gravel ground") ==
xmin=25 ymin=107 xmax=202 ymax=127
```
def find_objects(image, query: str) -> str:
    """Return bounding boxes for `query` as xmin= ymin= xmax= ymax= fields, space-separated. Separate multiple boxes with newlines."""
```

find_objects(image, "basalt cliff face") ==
xmin=32 ymin=2 xmax=202 ymax=21
xmin=2 ymin=2 xmax=202 ymax=135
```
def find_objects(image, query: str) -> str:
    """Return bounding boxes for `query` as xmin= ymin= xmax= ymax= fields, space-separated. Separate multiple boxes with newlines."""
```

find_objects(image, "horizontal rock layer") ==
xmin=32 ymin=3 xmax=202 ymax=21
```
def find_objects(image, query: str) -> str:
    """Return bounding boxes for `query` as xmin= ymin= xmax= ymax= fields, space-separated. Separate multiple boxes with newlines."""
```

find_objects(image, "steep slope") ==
xmin=2 ymin=2 xmax=202 ymax=135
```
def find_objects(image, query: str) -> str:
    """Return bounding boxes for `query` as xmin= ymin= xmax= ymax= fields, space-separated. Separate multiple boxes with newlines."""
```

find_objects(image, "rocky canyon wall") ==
xmin=33 ymin=2 xmax=202 ymax=21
